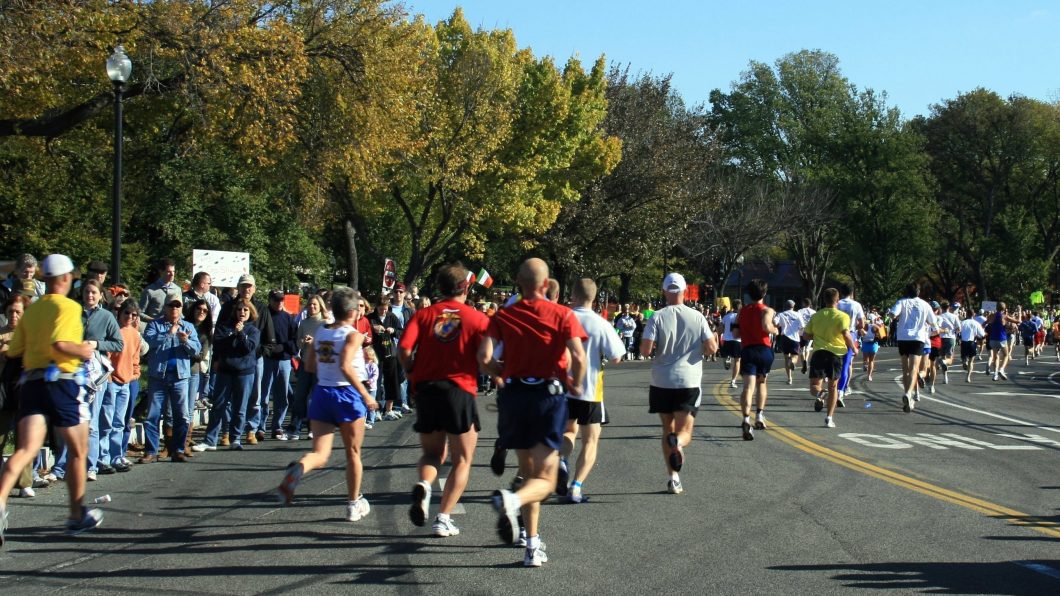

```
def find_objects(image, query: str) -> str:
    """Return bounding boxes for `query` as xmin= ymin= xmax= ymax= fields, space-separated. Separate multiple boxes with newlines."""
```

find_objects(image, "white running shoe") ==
xmin=729 ymin=379 xmax=737 ymax=389
xmin=432 ymin=515 xmax=460 ymax=537
xmin=667 ymin=479 xmax=684 ymax=494
xmin=524 ymin=542 xmax=548 ymax=567
xmin=18 ymin=487 xmax=35 ymax=498
xmin=191 ymin=443 xmax=216 ymax=452
xmin=409 ymin=481 xmax=431 ymax=527
xmin=999 ymin=371 xmax=1009 ymax=381
xmin=492 ymin=489 xmax=521 ymax=544
xmin=943 ymin=372 xmax=949 ymax=384
xmin=929 ymin=385 xmax=935 ymax=394
xmin=516 ymin=527 xmax=528 ymax=547
xmin=346 ymin=496 xmax=371 ymax=522
xmin=824 ymin=417 xmax=836 ymax=428
xmin=993 ymin=372 xmax=999 ymax=381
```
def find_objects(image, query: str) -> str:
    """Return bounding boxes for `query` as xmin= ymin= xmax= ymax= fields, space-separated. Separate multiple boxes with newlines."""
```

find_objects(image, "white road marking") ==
xmin=972 ymin=391 xmax=1060 ymax=399
xmin=889 ymin=375 xmax=1060 ymax=435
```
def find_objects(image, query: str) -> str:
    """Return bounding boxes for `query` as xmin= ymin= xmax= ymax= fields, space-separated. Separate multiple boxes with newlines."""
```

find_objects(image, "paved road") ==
xmin=1 ymin=347 xmax=1058 ymax=594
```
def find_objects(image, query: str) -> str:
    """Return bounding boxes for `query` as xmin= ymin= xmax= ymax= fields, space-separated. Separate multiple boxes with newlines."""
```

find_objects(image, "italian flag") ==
xmin=477 ymin=268 xmax=493 ymax=288
xmin=465 ymin=270 xmax=477 ymax=285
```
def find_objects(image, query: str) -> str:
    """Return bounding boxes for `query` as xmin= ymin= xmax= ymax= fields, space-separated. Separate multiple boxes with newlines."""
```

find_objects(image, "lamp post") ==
xmin=106 ymin=45 xmax=132 ymax=285
xmin=736 ymin=254 xmax=745 ymax=304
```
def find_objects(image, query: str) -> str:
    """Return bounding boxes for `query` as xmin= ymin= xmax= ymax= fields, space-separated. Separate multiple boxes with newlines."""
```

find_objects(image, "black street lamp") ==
xmin=106 ymin=45 xmax=131 ymax=285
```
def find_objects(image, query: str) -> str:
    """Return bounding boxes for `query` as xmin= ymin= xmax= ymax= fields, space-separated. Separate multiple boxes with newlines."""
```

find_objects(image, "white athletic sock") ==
xmin=436 ymin=512 xmax=450 ymax=522
xmin=743 ymin=415 xmax=751 ymax=424
xmin=528 ymin=535 xmax=541 ymax=549
xmin=669 ymin=472 xmax=680 ymax=483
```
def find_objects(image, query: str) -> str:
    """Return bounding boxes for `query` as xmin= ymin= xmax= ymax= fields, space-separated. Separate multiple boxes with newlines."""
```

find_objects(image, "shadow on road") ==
xmin=770 ymin=560 xmax=1060 ymax=594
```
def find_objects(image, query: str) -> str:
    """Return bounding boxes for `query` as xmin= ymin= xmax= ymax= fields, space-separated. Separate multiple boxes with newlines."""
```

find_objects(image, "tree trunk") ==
xmin=345 ymin=219 xmax=358 ymax=291
xmin=619 ymin=272 xmax=632 ymax=304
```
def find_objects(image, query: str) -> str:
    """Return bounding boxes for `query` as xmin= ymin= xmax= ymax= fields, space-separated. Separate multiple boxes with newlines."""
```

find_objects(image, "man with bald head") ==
xmin=479 ymin=258 xmax=587 ymax=567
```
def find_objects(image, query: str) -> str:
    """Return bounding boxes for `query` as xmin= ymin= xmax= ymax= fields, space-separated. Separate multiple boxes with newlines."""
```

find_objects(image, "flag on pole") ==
xmin=465 ymin=270 xmax=477 ymax=286
xmin=477 ymin=268 xmax=493 ymax=288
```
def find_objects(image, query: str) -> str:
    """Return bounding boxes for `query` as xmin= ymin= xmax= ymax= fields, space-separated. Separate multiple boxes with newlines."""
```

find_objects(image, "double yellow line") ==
xmin=711 ymin=383 xmax=1060 ymax=539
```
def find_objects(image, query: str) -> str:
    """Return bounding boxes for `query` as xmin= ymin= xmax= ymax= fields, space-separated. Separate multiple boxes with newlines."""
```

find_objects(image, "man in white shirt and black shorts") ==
xmin=888 ymin=282 xmax=936 ymax=412
xmin=774 ymin=300 xmax=804 ymax=385
xmin=641 ymin=273 xmax=718 ymax=495
xmin=721 ymin=301 xmax=742 ymax=388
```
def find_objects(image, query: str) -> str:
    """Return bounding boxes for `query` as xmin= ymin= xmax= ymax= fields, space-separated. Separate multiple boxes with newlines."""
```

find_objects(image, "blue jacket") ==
xmin=144 ymin=318 xmax=202 ymax=380
xmin=213 ymin=322 xmax=261 ymax=375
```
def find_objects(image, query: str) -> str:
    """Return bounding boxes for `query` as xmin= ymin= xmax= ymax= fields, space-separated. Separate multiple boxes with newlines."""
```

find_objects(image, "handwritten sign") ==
xmin=192 ymin=249 xmax=250 ymax=288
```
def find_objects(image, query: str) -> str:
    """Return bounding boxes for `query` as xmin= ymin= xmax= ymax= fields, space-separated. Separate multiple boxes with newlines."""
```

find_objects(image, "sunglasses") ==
xmin=167 ymin=304 xmax=182 ymax=309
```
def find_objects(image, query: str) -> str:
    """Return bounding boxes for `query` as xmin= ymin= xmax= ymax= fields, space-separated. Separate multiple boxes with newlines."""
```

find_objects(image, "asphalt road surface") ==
xmin=1 ymin=347 xmax=1058 ymax=594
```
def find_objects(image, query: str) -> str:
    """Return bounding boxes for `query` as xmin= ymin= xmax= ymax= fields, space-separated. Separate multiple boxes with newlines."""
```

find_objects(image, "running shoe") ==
xmin=741 ymin=420 xmax=754 ymax=441
xmin=191 ymin=443 xmax=216 ymax=452
xmin=86 ymin=470 xmax=97 ymax=482
xmin=113 ymin=461 xmax=131 ymax=473
xmin=231 ymin=441 xmax=243 ymax=450
xmin=524 ymin=542 xmax=548 ymax=567
xmin=274 ymin=432 xmax=288 ymax=441
xmin=943 ymin=372 xmax=949 ymax=384
xmin=902 ymin=393 xmax=912 ymax=413
xmin=32 ymin=476 xmax=50 ymax=488
xmin=787 ymin=377 xmax=793 ymax=385
xmin=97 ymin=464 xmax=115 ymax=475
xmin=276 ymin=461 xmax=305 ymax=505
xmin=432 ymin=515 xmax=460 ymax=537
xmin=867 ymin=375 xmax=873 ymax=381
xmin=556 ymin=458 xmax=570 ymax=495
xmin=400 ymin=404 xmax=413 ymax=413
xmin=814 ymin=396 xmax=824 ymax=412
xmin=929 ymin=385 xmax=935 ymax=394
xmin=0 ymin=505 xmax=7 ymax=548
xmin=364 ymin=422 xmax=374 ymax=430
xmin=667 ymin=433 xmax=683 ymax=471
xmin=837 ymin=395 xmax=846 ymax=408
xmin=17 ymin=487 xmax=35 ymax=498
xmin=724 ymin=357 xmax=731 ymax=370
xmin=516 ymin=527 xmax=528 ymax=547
xmin=66 ymin=508 xmax=103 ymax=536
xmin=754 ymin=415 xmax=767 ymax=431
xmin=993 ymin=372 xmax=999 ymax=382
xmin=729 ymin=379 xmax=737 ymax=389
xmin=490 ymin=441 xmax=507 ymax=476
xmin=802 ymin=361 xmax=808 ymax=375
xmin=999 ymin=371 xmax=1008 ymax=381
xmin=966 ymin=373 xmax=972 ymax=383
xmin=917 ymin=375 xmax=925 ymax=389
xmin=346 ymin=496 xmax=371 ymax=522
xmin=567 ymin=488 xmax=588 ymax=504
xmin=666 ymin=479 xmax=684 ymax=494
xmin=409 ymin=481 xmax=430 ymax=527
xmin=824 ymin=417 xmax=836 ymax=429
xmin=492 ymin=489 xmax=521 ymax=545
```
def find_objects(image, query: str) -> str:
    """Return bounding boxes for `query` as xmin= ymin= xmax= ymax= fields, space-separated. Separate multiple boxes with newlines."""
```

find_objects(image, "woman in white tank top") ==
xmin=275 ymin=288 xmax=379 ymax=523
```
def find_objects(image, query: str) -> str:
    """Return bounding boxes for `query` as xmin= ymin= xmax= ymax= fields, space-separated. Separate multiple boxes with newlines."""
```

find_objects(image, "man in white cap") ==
xmin=640 ymin=272 xmax=717 ymax=494
xmin=0 ymin=254 xmax=102 ymax=547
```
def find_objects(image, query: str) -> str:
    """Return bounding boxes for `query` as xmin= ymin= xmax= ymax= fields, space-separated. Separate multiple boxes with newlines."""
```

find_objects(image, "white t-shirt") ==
xmin=721 ymin=312 xmax=739 ymax=342
xmin=959 ymin=319 xmax=986 ymax=342
xmin=889 ymin=297 xmax=936 ymax=343
xmin=314 ymin=324 xmax=365 ymax=387
xmin=938 ymin=312 xmax=960 ymax=339
xmin=569 ymin=307 xmax=626 ymax=402
xmin=797 ymin=307 xmax=816 ymax=326
xmin=837 ymin=298 xmax=866 ymax=334
xmin=643 ymin=304 xmax=715 ymax=389
xmin=773 ymin=310 xmax=804 ymax=342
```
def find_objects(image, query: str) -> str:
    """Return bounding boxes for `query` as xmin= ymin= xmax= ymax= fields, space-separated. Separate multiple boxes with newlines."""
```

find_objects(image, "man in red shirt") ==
xmin=735 ymin=279 xmax=778 ymax=441
xmin=478 ymin=258 xmax=587 ymax=567
xmin=398 ymin=264 xmax=489 ymax=538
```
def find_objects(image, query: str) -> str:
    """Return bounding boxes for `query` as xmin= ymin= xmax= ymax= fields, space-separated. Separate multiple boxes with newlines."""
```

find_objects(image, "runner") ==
xmin=558 ymin=278 xmax=625 ymax=503
xmin=973 ymin=309 xmax=988 ymax=361
xmin=1019 ymin=312 xmax=1037 ymax=366
xmin=735 ymin=279 xmax=778 ymax=440
xmin=804 ymin=288 xmax=856 ymax=428
xmin=1052 ymin=317 xmax=1060 ymax=361
xmin=860 ymin=315 xmax=885 ymax=382
xmin=275 ymin=288 xmax=379 ymax=522
xmin=0 ymin=255 xmax=101 ymax=547
xmin=773 ymin=300 xmax=804 ymax=385
xmin=398 ymin=263 xmax=489 ymax=537
xmin=925 ymin=301 xmax=943 ymax=394
xmin=937 ymin=301 xmax=960 ymax=384
xmin=835 ymin=284 xmax=866 ymax=403
xmin=959 ymin=312 xmax=986 ymax=382
xmin=614 ymin=304 xmax=638 ymax=361
xmin=720 ymin=300 xmax=742 ymax=387
xmin=797 ymin=298 xmax=816 ymax=374
xmin=888 ymin=282 xmax=936 ymax=412
xmin=479 ymin=258 xmax=587 ymax=567
xmin=985 ymin=303 xmax=1020 ymax=381
xmin=640 ymin=272 xmax=718 ymax=493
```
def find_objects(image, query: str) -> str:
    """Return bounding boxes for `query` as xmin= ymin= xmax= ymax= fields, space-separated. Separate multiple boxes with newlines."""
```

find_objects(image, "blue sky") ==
xmin=408 ymin=1 xmax=1059 ymax=118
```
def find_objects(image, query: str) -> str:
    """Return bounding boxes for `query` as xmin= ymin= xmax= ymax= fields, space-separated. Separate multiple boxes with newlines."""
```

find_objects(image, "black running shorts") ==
xmin=809 ymin=350 xmax=842 ymax=380
xmin=412 ymin=381 xmax=481 ymax=435
xmin=567 ymin=398 xmax=607 ymax=425
xmin=960 ymin=341 xmax=977 ymax=359
xmin=721 ymin=340 xmax=742 ymax=359
xmin=777 ymin=336 xmax=800 ymax=355
xmin=897 ymin=340 xmax=925 ymax=356
xmin=648 ymin=386 xmax=702 ymax=416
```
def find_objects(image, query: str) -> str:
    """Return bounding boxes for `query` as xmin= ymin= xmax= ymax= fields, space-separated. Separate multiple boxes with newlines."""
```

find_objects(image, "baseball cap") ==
xmin=238 ymin=274 xmax=256 ymax=286
xmin=786 ymin=299 xmax=796 ymax=307
xmin=930 ymin=300 xmax=940 ymax=309
xmin=165 ymin=293 xmax=183 ymax=307
xmin=269 ymin=289 xmax=284 ymax=301
xmin=87 ymin=260 xmax=109 ymax=274
xmin=662 ymin=272 xmax=686 ymax=293
xmin=952 ymin=302 xmax=961 ymax=310
xmin=395 ymin=282 xmax=406 ymax=291
xmin=41 ymin=254 xmax=75 ymax=277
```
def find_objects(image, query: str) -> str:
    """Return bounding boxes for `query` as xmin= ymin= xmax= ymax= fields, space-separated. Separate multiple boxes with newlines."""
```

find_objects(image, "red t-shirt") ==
xmin=354 ymin=315 xmax=373 ymax=345
xmin=487 ymin=298 xmax=587 ymax=379
xmin=398 ymin=299 xmax=489 ymax=396
xmin=737 ymin=303 xmax=771 ymax=347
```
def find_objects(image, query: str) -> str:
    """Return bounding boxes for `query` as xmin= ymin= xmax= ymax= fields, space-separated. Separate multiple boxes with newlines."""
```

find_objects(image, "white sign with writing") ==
xmin=192 ymin=249 xmax=251 ymax=288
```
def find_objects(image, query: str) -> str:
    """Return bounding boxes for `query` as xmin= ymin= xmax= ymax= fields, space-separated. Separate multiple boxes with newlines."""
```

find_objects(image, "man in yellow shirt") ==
xmin=803 ymin=288 xmax=857 ymax=429
xmin=0 ymin=254 xmax=100 ymax=548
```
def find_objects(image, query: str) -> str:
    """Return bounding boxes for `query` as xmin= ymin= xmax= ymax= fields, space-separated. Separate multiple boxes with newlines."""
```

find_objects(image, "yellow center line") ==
xmin=711 ymin=383 xmax=1060 ymax=539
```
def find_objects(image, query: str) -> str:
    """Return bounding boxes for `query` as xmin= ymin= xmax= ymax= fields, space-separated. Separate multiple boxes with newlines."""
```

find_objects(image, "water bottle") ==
xmin=44 ymin=362 xmax=60 ymax=383
xmin=92 ymin=494 xmax=112 ymax=504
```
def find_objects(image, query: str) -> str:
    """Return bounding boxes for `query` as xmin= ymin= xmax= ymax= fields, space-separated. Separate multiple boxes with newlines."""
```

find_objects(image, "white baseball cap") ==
xmin=41 ymin=254 xmax=75 ymax=278
xmin=662 ymin=272 xmax=687 ymax=293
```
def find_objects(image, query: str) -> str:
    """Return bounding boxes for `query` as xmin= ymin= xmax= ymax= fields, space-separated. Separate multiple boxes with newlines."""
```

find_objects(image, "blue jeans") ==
xmin=204 ymin=372 xmax=254 ymax=446
xmin=263 ymin=358 xmax=293 ymax=434
xmin=145 ymin=375 xmax=190 ymax=456
xmin=247 ymin=357 xmax=266 ymax=433
xmin=85 ymin=385 xmax=107 ymax=472
xmin=121 ymin=379 xmax=141 ymax=455
xmin=286 ymin=369 xmax=315 ymax=435
xmin=99 ymin=381 xmax=130 ymax=466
